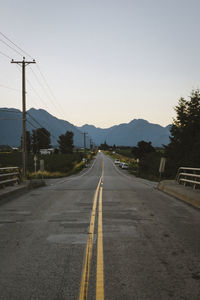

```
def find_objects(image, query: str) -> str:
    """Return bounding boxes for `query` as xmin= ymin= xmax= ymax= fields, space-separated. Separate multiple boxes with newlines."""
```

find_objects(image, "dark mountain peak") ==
xmin=27 ymin=108 xmax=73 ymax=127
xmin=81 ymin=124 xmax=97 ymax=129
xmin=129 ymin=118 xmax=149 ymax=125
xmin=1 ymin=107 xmax=20 ymax=111
xmin=28 ymin=107 xmax=52 ymax=117
xmin=0 ymin=107 xmax=171 ymax=147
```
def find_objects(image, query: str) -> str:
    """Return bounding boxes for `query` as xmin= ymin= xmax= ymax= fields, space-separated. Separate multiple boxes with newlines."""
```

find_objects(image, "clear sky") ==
xmin=1 ymin=0 xmax=200 ymax=128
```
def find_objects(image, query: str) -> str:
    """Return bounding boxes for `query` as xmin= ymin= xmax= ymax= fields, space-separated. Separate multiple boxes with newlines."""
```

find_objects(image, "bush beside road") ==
xmin=0 ymin=151 xmax=96 ymax=179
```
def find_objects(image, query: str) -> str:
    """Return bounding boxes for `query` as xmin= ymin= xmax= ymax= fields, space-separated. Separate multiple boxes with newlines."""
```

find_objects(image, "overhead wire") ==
xmin=15 ymin=65 xmax=62 ymax=140
xmin=0 ymin=31 xmax=34 ymax=60
xmin=0 ymin=108 xmax=21 ymax=120
xmin=27 ymin=112 xmax=58 ymax=143
xmin=0 ymin=31 xmax=65 ymax=121
xmin=14 ymin=64 xmax=43 ymax=109
xmin=0 ymin=84 xmax=20 ymax=92
xmin=26 ymin=119 xmax=58 ymax=144
xmin=26 ymin=78 xmax=49 ymax=109
xmin=0 ymin=108 xmax=57 ymax=143
xmin=0 ymin=32 xmax=64 ymax=119
xmin=0 ymin=50 xmax=12 ymax=60
xmin=27 ymin=67 xmax=68 ymax=136
xmin=35 ymin=64 xmax=65 ymax=118
xmin=0 ymin=32 xmax=66 ymax=143
xmin=0 ymin=38 xmax=23 ymax=57
xmin=29 ymin=65 xmax=65 ymax=119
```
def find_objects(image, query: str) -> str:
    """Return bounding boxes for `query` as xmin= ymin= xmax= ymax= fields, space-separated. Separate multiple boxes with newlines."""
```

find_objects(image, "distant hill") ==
xmin=0 ymin=107 xmax=171 ymax=147
xmin=0 ymin=108 xmax=89 ymax=147
xmin=78 ymin=119 xmax=171 ymax=147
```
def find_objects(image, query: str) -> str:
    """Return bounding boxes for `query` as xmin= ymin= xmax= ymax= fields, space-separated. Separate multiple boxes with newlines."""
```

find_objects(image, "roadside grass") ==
xmin=0 ymin=151 xmax=96 ymax=179
xmin=28 ymin=170 xmax=67 ymax=179
xmin=104 ymin=150 xmax=162 ymax=181
xmin=28 ymin=161 xmax=86 ymax=179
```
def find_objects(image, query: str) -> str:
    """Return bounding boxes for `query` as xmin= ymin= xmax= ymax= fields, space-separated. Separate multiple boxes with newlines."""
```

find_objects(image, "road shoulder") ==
xmin=158 ymin=180 xmax=200 ymax=209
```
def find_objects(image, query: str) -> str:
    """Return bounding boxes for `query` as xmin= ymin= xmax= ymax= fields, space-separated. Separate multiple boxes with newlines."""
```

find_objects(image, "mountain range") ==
xmin=0 ymin=108 xmax=171 ymax=147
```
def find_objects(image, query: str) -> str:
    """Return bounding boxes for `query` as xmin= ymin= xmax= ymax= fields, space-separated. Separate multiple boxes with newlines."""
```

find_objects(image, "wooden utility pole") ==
xmin=11 ymin=57 xmax=36 ymax=178
xmin=90 ymin=138 xmax=93 ymax=150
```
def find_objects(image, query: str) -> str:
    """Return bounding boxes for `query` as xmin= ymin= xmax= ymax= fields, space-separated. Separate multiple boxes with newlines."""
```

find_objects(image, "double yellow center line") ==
xmin=79 ymin=161 xmax=104 ymax=300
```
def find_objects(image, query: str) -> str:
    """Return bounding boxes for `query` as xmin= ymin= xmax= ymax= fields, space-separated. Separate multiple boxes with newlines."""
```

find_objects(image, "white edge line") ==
xmin=49 ymin=156 xmax=97 ymax=186
xmin=105 ymin=154 xmax=157 ymax=188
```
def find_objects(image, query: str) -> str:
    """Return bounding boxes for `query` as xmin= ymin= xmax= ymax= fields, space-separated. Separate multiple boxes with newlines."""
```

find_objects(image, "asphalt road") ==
xmin=0 ymin=152 xmax=200 ymax=300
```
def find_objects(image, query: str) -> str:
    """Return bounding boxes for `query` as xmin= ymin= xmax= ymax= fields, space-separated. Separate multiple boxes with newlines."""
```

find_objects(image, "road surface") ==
xmin=0 ymin=152 xmax=200 ymax=299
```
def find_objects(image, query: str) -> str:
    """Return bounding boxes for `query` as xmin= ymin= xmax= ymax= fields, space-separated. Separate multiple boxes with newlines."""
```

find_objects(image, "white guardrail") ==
xmin=176 ymin=167 xmax=200 ymax=190
xmin=0 ymin=167 xmax=22 ymax=188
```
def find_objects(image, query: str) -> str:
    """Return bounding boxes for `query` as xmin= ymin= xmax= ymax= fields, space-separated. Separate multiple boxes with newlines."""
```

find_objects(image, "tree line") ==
xmin=23 ymin=89 xmax=200 ymax=177
xmin=100 ymin=89 xmax=200 ymax=179
xmin=132 ymin=90 xmax=200 ymax=178
xmin=23 ymin=129 xmax=74 ymax=154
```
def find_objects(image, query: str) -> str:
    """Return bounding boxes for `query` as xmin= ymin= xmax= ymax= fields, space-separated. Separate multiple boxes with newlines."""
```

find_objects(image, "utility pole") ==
xmin=81 ymin=132 xmax=88 ymax=153
xmin=90 ymin=138 xmax=93 ymax=150
xmin=11 ymin=57 xmax=36 ymax=178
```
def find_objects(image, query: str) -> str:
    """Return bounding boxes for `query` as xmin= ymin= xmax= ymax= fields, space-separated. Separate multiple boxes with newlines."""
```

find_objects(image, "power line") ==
xmin=27 ymin=112 xmax=58 ymax=143
xmin=0 ymin=38 xmax=23 ymax=57
xmin=26 ymin=79 xmax=66 ymax=139
xmin=0 ymin=84 xmax=20 ymax=92
xmin=0 ymin=109 xmax=59 ymax=142
xmin=27 ymin=120 xmax=58 ymax=144
xmin=26 ymin=79 xmax=49 ymax=109
xmin=0 ymin=32 xmax=34 ymax=60
xmin=0 ymin=32 xmax=65 ymax=123
xmin=36 ymin=65 xmax=60 ymax=104
xmin=14 ymin=64 xmax=42 ymax=109
xmin=36 ymin=64 xmax=66 ymax=119
xmin=0 ymin=50 xmax=12 ymax=60
xmin=0 ymin=33 xmax=64 ymax=145
xmin=29 ymin=66 xmax=65 ymax=119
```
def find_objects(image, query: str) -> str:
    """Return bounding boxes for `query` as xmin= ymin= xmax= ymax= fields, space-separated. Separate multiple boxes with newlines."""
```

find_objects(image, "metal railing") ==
xmin=176 ymin=167 xmax=200 ymax=190
xmin=0 ymin=167 xmax=22 ymax=188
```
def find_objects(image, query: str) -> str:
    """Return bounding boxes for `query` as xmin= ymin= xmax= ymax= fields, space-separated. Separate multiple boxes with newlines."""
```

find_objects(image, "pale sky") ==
xmin=1 ymin=0 xmax=200 ymax=128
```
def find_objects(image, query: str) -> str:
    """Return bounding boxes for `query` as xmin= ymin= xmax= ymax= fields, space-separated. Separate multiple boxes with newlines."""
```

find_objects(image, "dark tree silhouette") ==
xmin=165 ymin=90 xmax=200 ymax=175
xmin=132 ymin=140 xmax=155 ymax=159
xmin=58 ymin=131 xmax=74 ymax=153
xmin=31 ymin=128 xmax=51 ymax=154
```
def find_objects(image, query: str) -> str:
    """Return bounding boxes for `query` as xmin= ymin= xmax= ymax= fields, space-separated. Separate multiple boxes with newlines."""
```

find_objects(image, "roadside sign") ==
xmin=159 ymin=157 xmax=166 ymax=181
xmin=34 ymin=155 xmax=37 ymax=173
xmin=40 ymin=160 xmax=44 ymax=172
xmin=159 ymin=157 xmax=166 ymax=173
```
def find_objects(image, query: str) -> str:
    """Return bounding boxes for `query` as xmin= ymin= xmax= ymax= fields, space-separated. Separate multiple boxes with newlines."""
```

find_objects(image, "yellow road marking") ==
xmin=79 ymin=179 xmax=102 ymax=299
xmin=96 ymin=186 xmax=104 ymax=300
xmin=79 ymin=160 xmax=104 ymax=300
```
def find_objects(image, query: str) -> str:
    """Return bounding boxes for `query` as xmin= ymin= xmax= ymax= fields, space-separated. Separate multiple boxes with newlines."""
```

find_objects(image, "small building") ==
xmin=40 ymin=148 xmax=54 ymax=155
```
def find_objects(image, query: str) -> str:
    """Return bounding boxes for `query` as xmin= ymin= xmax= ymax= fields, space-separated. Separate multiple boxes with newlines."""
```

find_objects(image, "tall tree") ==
xmin=132 ymin=140 xmax=155 ymax=159
xmin=165 ymin=90 xmax=200 ymax=174
xmin=31 ymin=128 xmax=51 ymax=154
xmin=31 ymin=129 xmax=38 ymax=154
xmin=58 ymin=131 xmax=74 ymax=153
xmin=100 ymin=141 xmax=109 ymax=150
